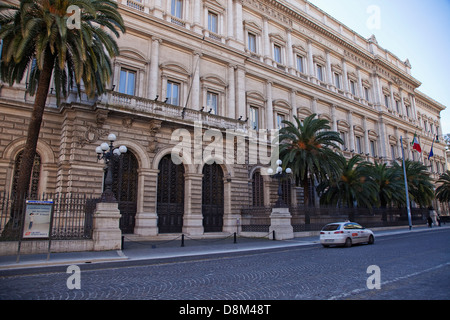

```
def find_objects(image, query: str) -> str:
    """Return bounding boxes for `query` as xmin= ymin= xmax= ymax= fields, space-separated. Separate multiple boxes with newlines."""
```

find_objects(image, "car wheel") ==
xmin=344 ymin=238 xmax=352 ymax=247
xmin=368 ymin=235 xmax=374 ymax=245
xmin=322 ymin=244 xmax=330 ymax=248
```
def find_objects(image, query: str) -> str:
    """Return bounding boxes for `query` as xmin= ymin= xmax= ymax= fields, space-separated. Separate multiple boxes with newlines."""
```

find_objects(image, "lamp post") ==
xmin=267 ymin=159 xmax=292 ymax=208
xmin=96 ymin=133 xmax=127 ymax=202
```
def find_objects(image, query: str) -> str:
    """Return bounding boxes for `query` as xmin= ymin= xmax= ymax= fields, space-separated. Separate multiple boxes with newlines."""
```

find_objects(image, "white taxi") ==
xmin=320 ymin=222 xmax=374 ymax=247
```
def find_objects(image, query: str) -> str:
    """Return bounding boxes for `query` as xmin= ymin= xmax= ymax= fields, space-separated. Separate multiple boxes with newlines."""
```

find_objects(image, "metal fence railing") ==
xmin=0 ymin=192 xmax=95 ymax=241
xmin=240 ymin=205 xmax=427 ymax=233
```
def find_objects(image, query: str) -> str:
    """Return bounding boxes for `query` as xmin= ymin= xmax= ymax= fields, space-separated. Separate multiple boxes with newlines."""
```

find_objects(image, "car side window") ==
xmin=344 ymin=223 xmax=353 ymax=229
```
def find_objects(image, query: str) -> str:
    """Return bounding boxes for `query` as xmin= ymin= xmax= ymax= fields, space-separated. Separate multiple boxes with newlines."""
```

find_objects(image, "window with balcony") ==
xmin=276 ymin=114 xmax=285 ymax=130
xmin=274 ymin=44 xmax=282 ymax=64
xmin=350 ymin=80 xmax=356 ymax=96
xmin=356 ymin=136 xmax=362 ymax=154
xmin=248 ymin=33 xmax=257 ymax=53
xmin=317 ymin=65 xmax=324 ymax=82
xmin=395 ymin=100 xmax=401 ymax=113
xmin=296 ymin=55 xmax=304 ymax=73
xmin=384 ymin=95 xmax=390 ymax=109
xmin=370 ymin=140 xmax=377 ymax=157
xmin=171 ymin=0 xmax=183 ymax=19
xmin=119 ymin=68 xmax=136 ymax=95
xmin=206 ymin=91 xmax=218 ymax=115
xmin=208 ymin=11 xmax=218 ymax=34
xmin=364 ymin=87 xmax=370 ymax=101
xmin=167 ymin=81 xmax=180 ymax=106
xmin=249 ymin=106 xmax=259 ymax=130
xmin=334 ymin=72 xmax=341 ymax=89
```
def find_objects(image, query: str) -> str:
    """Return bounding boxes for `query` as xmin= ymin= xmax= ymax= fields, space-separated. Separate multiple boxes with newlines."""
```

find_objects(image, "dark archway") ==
xmin=108 ymin=151 xmax=138 ymax=234
xmin=157 ymin=154 xmax=185 ymax=233
xmin=202 ymin=163 xmax=224 ymax=232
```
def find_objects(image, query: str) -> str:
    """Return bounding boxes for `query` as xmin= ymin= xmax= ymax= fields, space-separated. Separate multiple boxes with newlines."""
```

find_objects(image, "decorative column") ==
xmin=149 ymin=38 xmax=161 ymax=100
xmin=286 ymin=29 xmax=295 ymax=74
xmin=235 ymin=65 xmax=246 ymax=120
xmin=134 ymin=169 xmax=159 ymax=236
xmin=191 ymin=52 xmax=201 ymax=110
xmin=348 ymin=111 xmax=355 ymax=152
xmin=307 ymin=40 xmax=314 ymax=78
xmin=263 ymin=18 xmax=271 ymax=64
xmin=183 ymin=173 xmax=204 ymax=235
xmin=227 ymin=65 xmax=236 ymax=119
xmin=266 ymin=81 xmax=274 ymax=130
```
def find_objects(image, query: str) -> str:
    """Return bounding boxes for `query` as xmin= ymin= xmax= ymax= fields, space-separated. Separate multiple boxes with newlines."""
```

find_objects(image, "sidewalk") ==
xmin=0 ymin=224 xmax=447 ymax=271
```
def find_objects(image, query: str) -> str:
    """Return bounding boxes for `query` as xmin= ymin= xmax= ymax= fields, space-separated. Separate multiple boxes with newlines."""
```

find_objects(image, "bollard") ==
xmin=272 ymin=230 xmax=276 ymax=241
xmin=121 ymin=235 xmax=125 ymax=250
xmin=181 ymin=234 xmax=185 ymax=247
xmin=233 ymin=232 xmax=237 ymax=244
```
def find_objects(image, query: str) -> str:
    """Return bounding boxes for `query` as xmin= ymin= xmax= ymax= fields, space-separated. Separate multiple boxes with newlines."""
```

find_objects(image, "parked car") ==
xmin=320 ymin=222 xmax=375 ymax=247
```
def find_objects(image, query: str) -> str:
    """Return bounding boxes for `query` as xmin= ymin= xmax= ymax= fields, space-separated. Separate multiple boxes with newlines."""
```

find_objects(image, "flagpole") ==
xmin=400 ymin=136 xmax=413 ymax=230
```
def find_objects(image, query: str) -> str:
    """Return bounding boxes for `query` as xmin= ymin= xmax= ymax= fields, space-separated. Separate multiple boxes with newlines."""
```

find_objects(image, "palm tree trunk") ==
xmin=2 ymin=50 xmax=55 ymax=239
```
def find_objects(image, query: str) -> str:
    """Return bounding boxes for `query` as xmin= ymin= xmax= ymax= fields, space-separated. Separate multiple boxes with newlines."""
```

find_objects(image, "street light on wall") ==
xmin=267 ymin=159 xmax=292 ymax=208
xmin=95 ymin=133 xmax=127 ymax=202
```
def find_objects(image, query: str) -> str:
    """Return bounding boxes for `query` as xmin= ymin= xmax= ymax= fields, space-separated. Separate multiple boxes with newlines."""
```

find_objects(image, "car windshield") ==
xmin=322 ymin=224 xmax=341 ymax=231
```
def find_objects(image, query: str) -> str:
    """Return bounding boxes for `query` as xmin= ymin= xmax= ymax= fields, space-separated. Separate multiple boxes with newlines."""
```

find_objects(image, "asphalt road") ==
xmin=0 ymin=228 xmax=449 ymax=303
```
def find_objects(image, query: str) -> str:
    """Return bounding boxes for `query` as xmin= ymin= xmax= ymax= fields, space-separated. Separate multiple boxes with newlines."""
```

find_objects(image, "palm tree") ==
xmin=317 ymin=155 xmax=379 ymax=209
xmin=392 ymin=160 xmax=434 ymax=208
xmin=436 ymin=171 xmax=450 ymax=204
xmin=278 ymin=114 xmax=344 ymax=207
xmin=367 ymin=161 xmax=405 ymax=209
xmin=0 ymin=0 xmax=125 ymax=234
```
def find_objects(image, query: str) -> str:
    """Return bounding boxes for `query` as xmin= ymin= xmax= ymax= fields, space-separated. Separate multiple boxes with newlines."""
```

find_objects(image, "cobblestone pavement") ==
xmin=0 ymin=228 xmax=449 ymax=301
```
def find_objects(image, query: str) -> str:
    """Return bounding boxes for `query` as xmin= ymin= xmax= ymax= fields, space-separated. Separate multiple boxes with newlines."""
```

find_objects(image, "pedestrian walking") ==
xmin=429 ymin=206 xmax=439 ymax=227
xmin=427 ymin=215 xmax=433 ymax=228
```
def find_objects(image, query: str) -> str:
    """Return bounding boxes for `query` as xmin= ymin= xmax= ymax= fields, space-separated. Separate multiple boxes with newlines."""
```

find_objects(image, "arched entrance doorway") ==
xmin=202 ymin=163 xmax=224 ymax=232
xmin=157 ymin=154 xmax=185 ymax=233
xmin=108 ymin=151 xmax=138 ymax=234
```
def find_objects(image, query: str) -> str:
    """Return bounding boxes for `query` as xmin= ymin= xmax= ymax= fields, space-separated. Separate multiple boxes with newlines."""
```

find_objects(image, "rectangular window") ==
xmin=248 ymin=33 xmax=257 ymax=53
xmin=384 ymin=95 xmax=390 ymax=108
xmin=274 ymin=45 xmax=282 ymax=64
xmin=317 ymin=65 xmax=323 ymax=82
xmin=119 ymin=69 xmax=136 ymax=95
xmin=334 ymin=73 xmax=341 ymax=89
xmin=406 ymin=105 xmax=411 ymax=118
xmin=364 ymin=87 xmax=370 ymax=101
xmin=206 ymin=91 xmax=218 ymax=115
xmin=167 ymin=81 xmax=180 ymax=106
xmin=340 ymin=131 xmax=347 ymax=149
xmin=350 ymin=80 xmax=356 ymax=95
xmin=250 ymin=107 xmax=259 ymax=130
xmin=171 ymin=0 xmax=183 ymax=18
xmin=370 ymin=140 xmax=377 ymax=157
xmin=208 ymin=11 xmax=218 ymax=34
xmin=276 ymin=114 xmax=285 ymax=130
xmin=356 ymin=136 xmax=362 ymax=154
xmin=391 ymin=145 xmax=396 ymax=160
xmin=296 ymin=55 xmax=304 ymax=73
xmin=395 ymin=100 xmax=401 ymax=113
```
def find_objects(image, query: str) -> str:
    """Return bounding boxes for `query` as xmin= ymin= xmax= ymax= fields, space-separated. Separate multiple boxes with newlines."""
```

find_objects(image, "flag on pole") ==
xmin=428 ymin=137 xmax=435 ymax=160
xmin=411 ymin=133 xmax=421 ymax=153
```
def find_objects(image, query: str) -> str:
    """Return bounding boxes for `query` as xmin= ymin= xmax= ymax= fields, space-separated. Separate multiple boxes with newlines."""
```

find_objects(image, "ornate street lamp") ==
xmin=267 ymin=159 xmax=292 ymax=208
xmin=95 ymin=133 xmax=127 ymax=202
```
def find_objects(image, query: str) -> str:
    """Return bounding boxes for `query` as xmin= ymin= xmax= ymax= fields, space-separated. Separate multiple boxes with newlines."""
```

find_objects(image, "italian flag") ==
xmin=411 ymin=133 xmax=421 ymax=153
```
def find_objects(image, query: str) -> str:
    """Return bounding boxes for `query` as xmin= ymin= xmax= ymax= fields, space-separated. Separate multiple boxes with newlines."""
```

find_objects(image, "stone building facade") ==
xmin=0 ymin=0 xmax=447 ymax=238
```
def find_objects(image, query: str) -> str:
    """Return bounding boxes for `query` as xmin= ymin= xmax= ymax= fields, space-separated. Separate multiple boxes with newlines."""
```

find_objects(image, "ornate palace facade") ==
xmin=0 ymin=0 xmax=446 ymax=237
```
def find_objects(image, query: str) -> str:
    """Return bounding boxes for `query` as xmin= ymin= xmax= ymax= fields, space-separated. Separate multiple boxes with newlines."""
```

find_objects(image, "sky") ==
xmin=291 ymin=0 xmax=450 ymax=135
